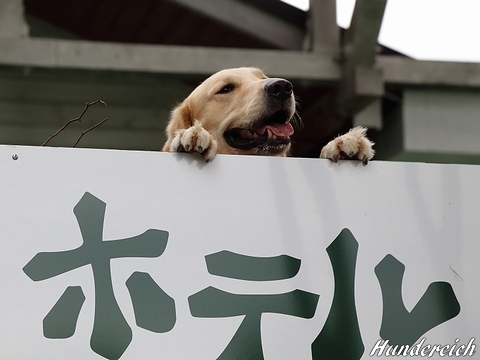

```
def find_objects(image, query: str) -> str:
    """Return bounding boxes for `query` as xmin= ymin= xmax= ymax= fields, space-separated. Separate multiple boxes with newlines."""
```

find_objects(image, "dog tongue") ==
xmin=257 ymin=123 xmax=294 ymax=137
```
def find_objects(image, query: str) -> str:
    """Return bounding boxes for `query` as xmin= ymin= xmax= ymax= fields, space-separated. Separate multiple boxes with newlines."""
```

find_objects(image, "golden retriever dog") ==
xmin=162 ymin=67 xmax=375 ymax=163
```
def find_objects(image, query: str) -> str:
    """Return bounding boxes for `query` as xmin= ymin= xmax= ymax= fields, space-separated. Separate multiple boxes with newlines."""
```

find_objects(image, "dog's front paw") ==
xmin=169 ymin=120 xmax=218 ymax=162
xmin=320 ymin=126 xmax=375 ymax=165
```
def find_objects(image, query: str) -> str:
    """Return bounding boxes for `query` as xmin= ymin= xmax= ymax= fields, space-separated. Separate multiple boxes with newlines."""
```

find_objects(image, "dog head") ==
xmin=164 ymin=67 xmax=298 ymax=156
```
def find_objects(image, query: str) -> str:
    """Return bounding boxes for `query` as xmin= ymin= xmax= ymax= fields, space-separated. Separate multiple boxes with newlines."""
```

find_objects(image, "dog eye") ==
xmin=216 ymin=84 xmax=235 ymax=94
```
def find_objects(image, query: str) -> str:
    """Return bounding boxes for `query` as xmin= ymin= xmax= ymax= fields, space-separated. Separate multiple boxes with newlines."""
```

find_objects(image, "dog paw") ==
xmin=320 ymin=126 xmax=375 ymax=165
xmin=169 ymin=120 xmax=218 ymax=162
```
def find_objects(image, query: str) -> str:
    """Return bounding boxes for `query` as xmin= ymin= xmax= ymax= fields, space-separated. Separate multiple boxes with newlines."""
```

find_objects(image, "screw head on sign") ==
xmin=12 ymin=154 xmax=18 ymax=160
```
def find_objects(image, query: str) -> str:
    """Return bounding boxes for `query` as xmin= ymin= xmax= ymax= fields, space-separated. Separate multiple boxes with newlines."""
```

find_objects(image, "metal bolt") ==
xmin=12 ymin=154 xmax=18 ymax=160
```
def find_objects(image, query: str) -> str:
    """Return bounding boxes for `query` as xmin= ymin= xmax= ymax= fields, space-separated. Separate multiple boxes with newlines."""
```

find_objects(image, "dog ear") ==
xmin=162 ymin=100 xmax=193 ymax=151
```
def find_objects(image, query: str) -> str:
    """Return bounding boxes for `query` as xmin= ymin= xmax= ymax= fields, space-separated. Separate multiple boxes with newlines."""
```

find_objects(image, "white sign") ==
xmin=0 ymin=145 xmax=478 ymax=359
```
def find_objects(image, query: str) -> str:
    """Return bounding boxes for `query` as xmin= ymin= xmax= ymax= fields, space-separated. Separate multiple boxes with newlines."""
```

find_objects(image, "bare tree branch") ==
xmin=73 ymin=117 xmax=109 ymax=148
xmin=41 ymin=99 xmax=107 ymax=146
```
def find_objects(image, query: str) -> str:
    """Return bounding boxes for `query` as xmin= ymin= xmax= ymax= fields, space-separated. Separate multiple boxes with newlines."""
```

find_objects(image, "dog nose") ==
xmin=265 ymin=79 xmax=293 ymax=101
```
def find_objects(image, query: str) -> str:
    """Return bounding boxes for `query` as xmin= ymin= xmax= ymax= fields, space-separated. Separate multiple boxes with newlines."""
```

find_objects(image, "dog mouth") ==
xmin=223 ymin=110 xmax=294 ymax=153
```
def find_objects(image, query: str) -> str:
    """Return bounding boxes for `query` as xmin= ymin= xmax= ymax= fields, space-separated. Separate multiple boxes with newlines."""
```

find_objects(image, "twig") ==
xmin=73 ymin=118 xmax=109 ymax=147
xmin=41 ymin=99 xmax=107 ymax=146
xmin=450 ymin=265 xmax=464 ymax=281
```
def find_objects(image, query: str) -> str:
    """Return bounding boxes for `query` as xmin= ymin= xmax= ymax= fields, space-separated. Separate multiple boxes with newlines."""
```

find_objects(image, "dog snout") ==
xmin=264 ymin=79 xmax=293 ymax=101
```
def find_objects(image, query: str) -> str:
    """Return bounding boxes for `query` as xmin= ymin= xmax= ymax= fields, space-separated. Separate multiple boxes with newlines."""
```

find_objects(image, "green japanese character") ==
xmin=23 ymin=192 xmax=174 ymax=360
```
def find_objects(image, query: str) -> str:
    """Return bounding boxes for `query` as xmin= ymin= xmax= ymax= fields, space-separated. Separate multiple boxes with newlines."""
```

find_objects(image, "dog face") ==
xmin=164 ymin=67 xmax=297 ymax=156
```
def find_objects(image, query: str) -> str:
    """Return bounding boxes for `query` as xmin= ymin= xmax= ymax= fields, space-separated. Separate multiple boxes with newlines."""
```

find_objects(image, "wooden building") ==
xmin=1 ymin=0 xmax=480 ymax=163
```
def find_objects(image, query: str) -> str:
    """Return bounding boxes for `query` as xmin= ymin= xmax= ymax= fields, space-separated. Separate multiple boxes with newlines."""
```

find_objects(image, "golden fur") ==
xmin=163 ymin=67 xmax=374 ymax=163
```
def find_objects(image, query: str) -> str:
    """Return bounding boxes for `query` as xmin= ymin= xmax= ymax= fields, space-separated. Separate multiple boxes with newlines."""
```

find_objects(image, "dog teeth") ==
xmin=239 ymin=129 xmax=259 ymax=139
xmin=239 ymin=128 xmax=282 ymax=140
xmin=266 ymin=129 xmax=278 ymax=139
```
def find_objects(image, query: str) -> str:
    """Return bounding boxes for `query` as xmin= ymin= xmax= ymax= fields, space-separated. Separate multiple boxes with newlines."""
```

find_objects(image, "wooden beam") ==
xmin=308 ymin=0 xmax=339 ymax=54
xmin=166 ymin=0 xmax=305 ymax=50
xmin=2 ymin=38 xmax=480 ymax=88
xmin=0 ymin=38 xmax=340 ymax=82
xmin=0 ymin=0 xmax=29 ymax=38
xmin=343 ymin=0 xmax=388 ymax=66
xmin=337 ymin=0 xmax=388 ymax=116
xmin=338 ymin=65 xmax=383 ymax=116
xmin=378 ymin=56 xmax=480 ymax=87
